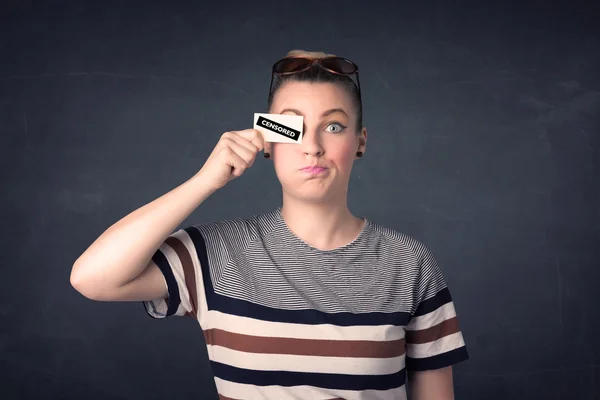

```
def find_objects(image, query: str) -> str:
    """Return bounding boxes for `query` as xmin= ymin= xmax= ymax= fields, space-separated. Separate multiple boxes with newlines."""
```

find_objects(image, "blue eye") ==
xmin=325 ymin=122 xmax=346 ymax=133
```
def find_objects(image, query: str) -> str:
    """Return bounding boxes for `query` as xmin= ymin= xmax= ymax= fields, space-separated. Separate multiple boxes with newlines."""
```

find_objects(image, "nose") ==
xmin=300 ymin=128 xmax=324 ymax=157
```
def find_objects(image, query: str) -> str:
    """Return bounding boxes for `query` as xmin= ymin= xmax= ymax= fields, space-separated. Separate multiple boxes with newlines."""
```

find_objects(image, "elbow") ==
xmin=70 ymin=264 xmax=93 ymax=299
xmin=70 ymin=261 xmax=106 ymax=301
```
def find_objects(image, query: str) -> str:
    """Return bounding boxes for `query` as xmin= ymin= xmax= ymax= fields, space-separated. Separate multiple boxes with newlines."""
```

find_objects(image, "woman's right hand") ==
xmin=197 ymin=129 xmax=265 ymax=191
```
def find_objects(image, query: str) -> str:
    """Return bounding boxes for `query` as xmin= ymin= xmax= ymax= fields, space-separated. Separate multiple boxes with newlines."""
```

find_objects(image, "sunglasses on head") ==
xmin=269 ymin=56 xmax=361 ymax=98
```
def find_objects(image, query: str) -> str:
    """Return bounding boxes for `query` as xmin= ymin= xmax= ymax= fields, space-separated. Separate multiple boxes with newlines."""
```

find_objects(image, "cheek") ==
xmin=332 ymin=140 xmax=357 ymax=167
xmin=272 ymin=144 xmax=297 ymax=172
xmin=273 ymin=143 xmax=294 ymax=155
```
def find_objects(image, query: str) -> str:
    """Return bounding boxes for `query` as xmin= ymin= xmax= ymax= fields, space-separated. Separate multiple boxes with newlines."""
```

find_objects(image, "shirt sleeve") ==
xmin=404 ymin=241 xmax=469 ymax=371
xmin=142 ymin=226 xmax=204 ymax=319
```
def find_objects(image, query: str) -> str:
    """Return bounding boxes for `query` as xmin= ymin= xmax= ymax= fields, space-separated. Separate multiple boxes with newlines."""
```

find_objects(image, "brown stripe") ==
xmin=405 ymin=316 xmax=460 ymax=344
xmin=166 ymin=236 xmax=198 ymax=319
xmin=204 ymin=328 xmax=405 ymax=358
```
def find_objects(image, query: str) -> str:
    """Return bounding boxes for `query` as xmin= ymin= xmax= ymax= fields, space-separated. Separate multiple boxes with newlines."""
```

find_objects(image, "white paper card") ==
xmin=254 ymin=113 xmax=303 ymax=143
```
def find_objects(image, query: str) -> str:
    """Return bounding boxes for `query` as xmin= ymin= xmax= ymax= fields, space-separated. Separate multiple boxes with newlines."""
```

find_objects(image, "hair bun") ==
xmin=286 ymin=49 xmax=336 ymax=58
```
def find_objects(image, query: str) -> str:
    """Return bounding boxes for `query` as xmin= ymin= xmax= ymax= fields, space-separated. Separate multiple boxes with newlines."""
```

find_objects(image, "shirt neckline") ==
xmin=273 ymin=207 xmax=370 ymax=254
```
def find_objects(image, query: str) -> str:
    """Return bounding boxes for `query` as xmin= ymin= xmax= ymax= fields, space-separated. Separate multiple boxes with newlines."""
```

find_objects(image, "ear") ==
xmin=357 ymin=126 xmax=368 ymax=155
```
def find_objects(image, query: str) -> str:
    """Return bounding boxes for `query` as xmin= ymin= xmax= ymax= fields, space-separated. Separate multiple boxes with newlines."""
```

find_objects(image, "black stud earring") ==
xmin=356 ymin=151 xmax=363 ymax=157
xmin=264 ymin=152 xmax=271 ymax=159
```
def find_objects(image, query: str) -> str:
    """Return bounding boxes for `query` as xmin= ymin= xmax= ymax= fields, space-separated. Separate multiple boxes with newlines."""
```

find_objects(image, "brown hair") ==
xmin=267 ymin=49 xmax=363 ymax=130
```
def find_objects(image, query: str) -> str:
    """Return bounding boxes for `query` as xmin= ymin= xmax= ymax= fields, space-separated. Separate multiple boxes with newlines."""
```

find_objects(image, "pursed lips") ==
xmin=300 ymin=166 xmax=328 ymax=174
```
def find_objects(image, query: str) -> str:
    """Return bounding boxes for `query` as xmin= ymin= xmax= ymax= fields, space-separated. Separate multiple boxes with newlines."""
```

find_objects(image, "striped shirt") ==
xmin=143 ymin=208 xmax=469 ymax=399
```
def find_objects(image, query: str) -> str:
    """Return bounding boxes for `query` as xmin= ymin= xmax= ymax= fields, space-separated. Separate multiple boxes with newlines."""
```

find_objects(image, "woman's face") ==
xmin=268 ymin=80 xmax=367 ymax=204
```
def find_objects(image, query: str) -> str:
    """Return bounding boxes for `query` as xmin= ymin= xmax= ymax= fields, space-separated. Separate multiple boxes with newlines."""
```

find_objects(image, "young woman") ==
xmin=70 ymin=49 xmax=469 ymax=400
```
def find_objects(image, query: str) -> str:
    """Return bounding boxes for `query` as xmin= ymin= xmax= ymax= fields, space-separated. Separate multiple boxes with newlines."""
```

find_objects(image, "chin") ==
xmin=281 ymin=183 xmax=341 ymax=204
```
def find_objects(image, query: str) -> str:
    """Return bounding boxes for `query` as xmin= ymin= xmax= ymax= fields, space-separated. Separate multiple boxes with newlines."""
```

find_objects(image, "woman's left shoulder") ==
xmin=365 ymin=218 xmax=435 ymax=259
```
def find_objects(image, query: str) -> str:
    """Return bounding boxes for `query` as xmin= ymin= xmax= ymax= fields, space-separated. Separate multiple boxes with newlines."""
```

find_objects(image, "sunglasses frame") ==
xmin=269 ymin=56 xmax=362 ymax=100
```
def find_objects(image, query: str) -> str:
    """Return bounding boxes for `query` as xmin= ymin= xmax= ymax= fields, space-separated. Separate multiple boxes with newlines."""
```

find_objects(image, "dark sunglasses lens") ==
xmin=321 ymin=57 xmax=357 ymax=74
xmin=274 ymin=57 xmax=312 ymax=73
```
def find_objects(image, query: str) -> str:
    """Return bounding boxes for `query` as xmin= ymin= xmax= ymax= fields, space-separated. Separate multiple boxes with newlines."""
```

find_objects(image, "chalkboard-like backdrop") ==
xmin=1 ymin=1 xmax=598 ymax=399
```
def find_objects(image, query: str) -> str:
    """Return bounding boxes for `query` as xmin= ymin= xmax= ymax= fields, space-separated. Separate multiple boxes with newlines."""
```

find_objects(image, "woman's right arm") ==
xmin=69 ymin=129 xmax=265 ymax=302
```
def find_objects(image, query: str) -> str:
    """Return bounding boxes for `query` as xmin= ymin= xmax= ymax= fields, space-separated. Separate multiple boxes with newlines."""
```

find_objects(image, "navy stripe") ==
xmin=187 ymin=225 xmax=411 ymax=326
xmin=413 ymin=287 xmax=452 ymax=317
xmin=211 ymin=361 xmax=406 ymax=391
xmin=151 ymin=248 xmax=180 ymax=317
xmin=216 ymin=292 xmax=411 ymax=326
xmin=187 ymin=225 xmax=213 ymax=311
xmin=406 ymin=346 xmax=469 ymax=371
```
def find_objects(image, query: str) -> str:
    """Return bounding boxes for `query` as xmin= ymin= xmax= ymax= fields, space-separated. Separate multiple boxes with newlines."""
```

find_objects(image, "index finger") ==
xmin=234 ymin=129 xmax=265 ymax=152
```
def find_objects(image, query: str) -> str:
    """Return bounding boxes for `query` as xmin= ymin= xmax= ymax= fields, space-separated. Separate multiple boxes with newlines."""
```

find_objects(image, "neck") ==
xmin=279 ymin=195 xmax=364 ymax=251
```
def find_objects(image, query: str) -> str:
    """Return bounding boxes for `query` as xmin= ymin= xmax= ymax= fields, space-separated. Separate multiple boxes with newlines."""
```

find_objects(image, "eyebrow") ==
xmin=279 ymin=108 xmax=349 ymax=118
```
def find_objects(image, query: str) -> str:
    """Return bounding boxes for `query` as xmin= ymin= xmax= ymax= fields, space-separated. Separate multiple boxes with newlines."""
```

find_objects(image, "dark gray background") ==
xmin=1 ymin=1 xmax=599 ymax=399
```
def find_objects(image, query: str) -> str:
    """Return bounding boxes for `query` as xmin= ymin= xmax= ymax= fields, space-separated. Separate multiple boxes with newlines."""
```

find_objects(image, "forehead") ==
xmin=270 ymin=81 xmax=354 ymax=114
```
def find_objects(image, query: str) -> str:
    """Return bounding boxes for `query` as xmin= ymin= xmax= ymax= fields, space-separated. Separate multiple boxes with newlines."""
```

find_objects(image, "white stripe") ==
xmin=143 ymin=298 xmax=167 ymax=318
xmin=207 ymin=345 xmax=405 ymax=375
xmin=405 ymin=302 xmax=456 ymax=331
xmin=406 ymin=332 xmax=466 ymax=359
xmin=214 ymin=377 xmax=407 ymax=400
xmin=206 ymin=310 xmax=405 ymax=341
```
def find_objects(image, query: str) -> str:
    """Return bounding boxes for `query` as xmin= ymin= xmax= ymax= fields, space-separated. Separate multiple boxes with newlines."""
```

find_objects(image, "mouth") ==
xmin=300 ymin=166 xmax=328 ymax=174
